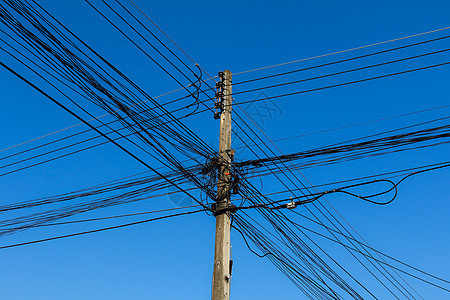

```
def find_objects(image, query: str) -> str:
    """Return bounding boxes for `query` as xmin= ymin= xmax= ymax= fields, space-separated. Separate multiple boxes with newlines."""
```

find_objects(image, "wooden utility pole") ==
xmin=212 ymin=70 xmax=233 ymax=300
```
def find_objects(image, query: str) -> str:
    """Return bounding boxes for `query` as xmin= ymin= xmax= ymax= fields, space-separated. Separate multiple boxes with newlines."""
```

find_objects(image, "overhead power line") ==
xmin=233 ymin=47 xmax=450 ymax=95
xmin=0 ymin=209 xmax=203 ymax=250
xmin=233 ymin=61 xmax=450 ymax=106
xmin=233 ymin=26 xmax=450 ymax=76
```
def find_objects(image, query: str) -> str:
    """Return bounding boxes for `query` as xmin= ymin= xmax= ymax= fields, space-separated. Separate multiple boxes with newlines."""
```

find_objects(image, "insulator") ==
xmin=215 ymin=81 xmax=225 ymax=89
xmin=214 ymin=112 xmax=221 ymax=119
xmin=215 ymin=91 xmax=224 ymax=99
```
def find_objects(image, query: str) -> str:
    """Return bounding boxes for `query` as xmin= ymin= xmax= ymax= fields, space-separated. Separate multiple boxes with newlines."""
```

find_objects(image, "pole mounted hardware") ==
xmin=214 ymin=71 xmax=227 ymax=120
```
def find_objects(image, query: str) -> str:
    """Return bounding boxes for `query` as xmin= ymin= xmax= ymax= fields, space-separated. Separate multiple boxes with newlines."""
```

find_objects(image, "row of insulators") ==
xmin=214 ymin=71 xmax=226 ymax=119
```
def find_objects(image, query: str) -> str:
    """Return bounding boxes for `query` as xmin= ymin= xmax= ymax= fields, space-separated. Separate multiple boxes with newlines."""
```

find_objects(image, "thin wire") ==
xmin=282 ymin=211 xmax=450 ymax=290
xmin=5 ymin=58 xmax=448 ymax=158
xmin=0 ymin=84 xmax=193 ymax=154
xmin=233 ymin=48 xmax=450 ymax=95
xmin=233 ymin=100 xmax=420 ymax=298
xmin=235 ymin=94 xmax=448 ymax=296
xmin=230 ymin=113 xmax=376 ymax=296
xmin=35 ymin=204 xmax=200 ymax=227
xmin=0 ymin=61 xmax=210 ymax=210
xmin=0 ymin=209 xmax=203 ymax=250
xmin=233 ymin=61 xmax=450 ymax=106
xmin=247 ymin=122 xmax=425 ymax=297
xmin=125 ymin=0 xmax=218 ymax=83
xmin=233 ymin=26 xmax=450 ymax=75
xmin=237 ymin=104 xmax=450 ymax=150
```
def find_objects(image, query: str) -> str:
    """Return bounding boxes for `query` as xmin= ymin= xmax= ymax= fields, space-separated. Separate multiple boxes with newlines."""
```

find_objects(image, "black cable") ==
xmin=231 ymin=108 xmax=417 ymax=297
xmin=234 ymin=34 xmax=450 ymax=85
xmin=233 ymin=61 xmax=450 ymax=106
xmin=0 ymin=209 xmax=203 ymax=250
xmin=0 ymin=61 xmax=210 ymax=211
xmin=284 ymin=210 xmax=450 ymax=285
xmin=234 ymin=48 xmax=450 ymax=96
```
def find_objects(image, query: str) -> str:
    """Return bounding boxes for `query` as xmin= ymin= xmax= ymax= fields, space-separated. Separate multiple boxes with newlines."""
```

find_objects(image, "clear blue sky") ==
xmin=0 ymin=0 xmax=449 ymax=299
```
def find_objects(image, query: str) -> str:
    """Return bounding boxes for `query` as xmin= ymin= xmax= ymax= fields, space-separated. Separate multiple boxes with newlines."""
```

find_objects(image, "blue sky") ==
xmin=0 ymin=0 xmax=449 ymax=299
